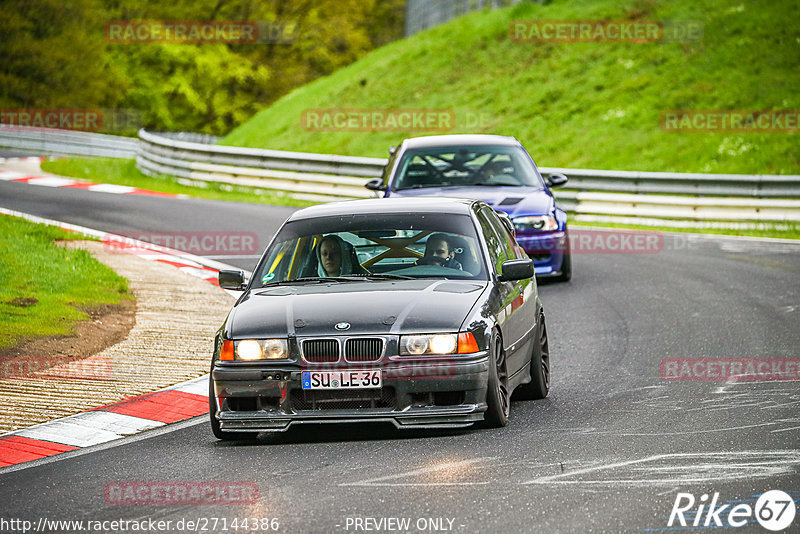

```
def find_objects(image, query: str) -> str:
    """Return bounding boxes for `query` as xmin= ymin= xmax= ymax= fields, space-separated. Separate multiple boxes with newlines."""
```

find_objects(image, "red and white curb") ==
xmin=0 ymin=378 xmax=208 ymax=466
xmin=0 ymin=156 xmax=46 ymax=164
xmin=0 ymin=209 xmax=251 ymax=468
xmin=0 ymin=164 xmax=181 ymax=198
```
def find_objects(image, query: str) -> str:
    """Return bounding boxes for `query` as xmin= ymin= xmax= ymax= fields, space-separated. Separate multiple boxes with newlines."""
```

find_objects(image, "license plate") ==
xmin=301 ymin=370 xmax=382 ymax=390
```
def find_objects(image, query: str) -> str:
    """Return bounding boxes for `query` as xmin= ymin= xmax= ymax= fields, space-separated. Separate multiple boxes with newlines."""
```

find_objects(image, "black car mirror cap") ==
xmin=219 ymin=269 xmax=246 ymax=290
xmin=365 ymin=177 xmax=388 ymax=191
xmin=498 ymin=259 xmax=535 ymax=282
xmin=545 ymin=172 xmax=568 ymax=188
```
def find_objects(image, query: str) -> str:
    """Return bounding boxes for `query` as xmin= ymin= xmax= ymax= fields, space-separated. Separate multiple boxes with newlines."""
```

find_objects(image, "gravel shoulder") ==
xmin=0 ymin=241 xmax=233 ymax=433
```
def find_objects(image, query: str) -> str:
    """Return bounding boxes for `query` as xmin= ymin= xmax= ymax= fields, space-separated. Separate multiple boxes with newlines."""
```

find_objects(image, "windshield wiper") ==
xmin=394 ymin=184 xmax=431 ymax=190
xmin=260 ymin=277 xmax=331 ymax=287
xmin=258 ymin=274 xmax=416 ymax=289
xmin=458 ymin=182 xmax=519 ymax=187
xmin=316 ymin=274 xmax=416 ymax=281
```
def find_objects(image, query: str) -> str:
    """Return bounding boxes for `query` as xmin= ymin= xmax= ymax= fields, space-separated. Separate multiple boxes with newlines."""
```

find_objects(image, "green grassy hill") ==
xmin=221 ymin=0 xmax=798 ymax=174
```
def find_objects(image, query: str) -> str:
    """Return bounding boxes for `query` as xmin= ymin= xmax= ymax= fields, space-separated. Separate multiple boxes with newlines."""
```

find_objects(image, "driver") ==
xmin=417 ymin=233 xmax=462 ymax=270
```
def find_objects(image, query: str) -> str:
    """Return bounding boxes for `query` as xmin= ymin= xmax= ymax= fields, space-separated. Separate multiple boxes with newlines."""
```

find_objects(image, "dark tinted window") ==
xmin=392 ymin=145 xmax=544 ymax=190
xmin=254 ymin=212 xmax=487 ymax=285
xmin=478 ymin=207 xmax=526 ymax=276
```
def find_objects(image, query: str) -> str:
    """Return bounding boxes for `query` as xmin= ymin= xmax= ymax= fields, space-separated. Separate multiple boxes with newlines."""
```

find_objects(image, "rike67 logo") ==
xmin=668 ymin=490 xmax=796 ymax=531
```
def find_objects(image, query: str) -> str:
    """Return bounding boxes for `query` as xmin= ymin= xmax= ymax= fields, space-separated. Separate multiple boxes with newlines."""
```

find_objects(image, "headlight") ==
xmin=224 ymin=339 xmax=289 ymax=361
xmin=399 ymin=333 xmax=479 ymax=355
xmin=513 ymin=215 xmax=558 ymax=232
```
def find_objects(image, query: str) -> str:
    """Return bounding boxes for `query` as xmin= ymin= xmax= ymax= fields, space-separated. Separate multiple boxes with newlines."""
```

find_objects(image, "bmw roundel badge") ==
xmin=335 ymin=322 xmax=351 ymax=331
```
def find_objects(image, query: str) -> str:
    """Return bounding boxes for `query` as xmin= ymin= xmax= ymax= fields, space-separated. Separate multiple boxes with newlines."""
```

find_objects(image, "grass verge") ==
xmin=572 ymin=220 xmax=800 ymax=240
xmin=221 ymin=0 xmax=799 ymax=175
xmin=40 ymin=157 xmax=316 ymax=208
xmin=0 ymin=215 xmax=132 ymax=351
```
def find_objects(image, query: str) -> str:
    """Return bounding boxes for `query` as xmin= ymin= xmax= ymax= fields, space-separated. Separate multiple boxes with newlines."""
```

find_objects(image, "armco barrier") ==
xmin=135 ymin=129 xmax=799 ymax=220
xmin=0 ymin=125 xmax=137 ymax=159
xmin=1 ymin=124 xmax=797 ymax=220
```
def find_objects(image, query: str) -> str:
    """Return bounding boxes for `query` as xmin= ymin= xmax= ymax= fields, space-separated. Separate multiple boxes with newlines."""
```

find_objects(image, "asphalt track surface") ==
xmin=0 ymin=149 xmax=38 ymax=158
xmin=1 ymin=180 xmax=799 ymax=533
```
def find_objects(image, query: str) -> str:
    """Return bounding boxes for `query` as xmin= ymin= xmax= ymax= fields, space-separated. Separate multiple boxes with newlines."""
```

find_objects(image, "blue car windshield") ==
xmin=393 ymin=145 xmax=544 ymax=190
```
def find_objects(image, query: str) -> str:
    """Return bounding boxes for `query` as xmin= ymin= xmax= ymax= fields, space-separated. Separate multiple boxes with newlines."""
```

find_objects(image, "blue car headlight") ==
xmin=513 ymin=215 xmax=558 ymax=232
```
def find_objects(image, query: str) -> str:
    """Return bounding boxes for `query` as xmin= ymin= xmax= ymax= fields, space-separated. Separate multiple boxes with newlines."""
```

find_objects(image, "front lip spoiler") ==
xmin=218 ymin=404 xmax=487 ymax=432
xmin=536 ymin=268 xmax=564 ymax=279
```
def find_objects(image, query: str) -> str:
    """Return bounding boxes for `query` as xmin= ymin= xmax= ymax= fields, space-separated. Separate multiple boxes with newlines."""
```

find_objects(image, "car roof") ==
xmin=287 ymin=197 xmax=481 ymax=222
xmin=400 ymin=134 xmax=520 ymax=149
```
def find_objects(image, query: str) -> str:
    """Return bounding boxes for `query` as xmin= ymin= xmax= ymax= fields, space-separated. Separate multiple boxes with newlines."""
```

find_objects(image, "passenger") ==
xmin=316 ymin=235 xmax=365 ymax=277
xmin=417 ymin=233 xmax=462 ymax=270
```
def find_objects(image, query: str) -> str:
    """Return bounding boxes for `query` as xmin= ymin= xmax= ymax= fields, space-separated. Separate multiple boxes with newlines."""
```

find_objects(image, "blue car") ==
xmin=366 ymin=134 xmax=571 ymax=281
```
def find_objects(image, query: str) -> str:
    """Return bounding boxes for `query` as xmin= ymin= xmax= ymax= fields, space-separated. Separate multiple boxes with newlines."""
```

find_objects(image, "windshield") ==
xmin=393 ymin=145 xmax=544 ymax=190
xmin=254 ymin=212 xmax=487 ymax=287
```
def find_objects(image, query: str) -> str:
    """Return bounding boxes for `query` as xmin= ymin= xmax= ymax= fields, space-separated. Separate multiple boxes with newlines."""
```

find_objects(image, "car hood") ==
xmin=228 ymin=279 xmax=488 ymax=338
xmin=389 ymin=186 xmax=554 ymax=217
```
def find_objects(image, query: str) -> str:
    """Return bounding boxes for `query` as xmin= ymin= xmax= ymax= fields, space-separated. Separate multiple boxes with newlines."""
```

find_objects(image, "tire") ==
xmin=483 ymin=331 xmax=510 ymax=428
xmin=514 ymin=312 xmax=550 ymax=400
xmin=209 ymin=376 xmax=259 ymax=441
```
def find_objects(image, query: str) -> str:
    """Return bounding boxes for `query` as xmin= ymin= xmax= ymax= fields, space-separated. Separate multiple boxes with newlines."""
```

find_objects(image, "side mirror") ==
xmin=498 ymin=259 xmax=534 ymax=282
xmin=545 ymin=173 xmax=568 ymax=188
xmin=365 ymin=178 xmax=387 ymax=192
xmin=219 ymin=269 xmax=246 ymax=290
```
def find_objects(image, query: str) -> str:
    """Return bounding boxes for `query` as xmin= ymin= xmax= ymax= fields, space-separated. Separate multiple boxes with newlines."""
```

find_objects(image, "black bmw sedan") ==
xmin=210 ymin=197 xmax=550 ymax=439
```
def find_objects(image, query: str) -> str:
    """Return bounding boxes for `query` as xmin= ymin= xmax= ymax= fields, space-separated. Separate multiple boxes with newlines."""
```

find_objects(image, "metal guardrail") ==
xmin=0 ymin=125 xmax=138 ymax=158
xmin=538 ymin=167 xmax=800 ymax=197
xmin=136 ymin=129 xmax=800 ymax=220
xmin=136 ymin=129 xmax=385 ymax=201
xmin=0 ymin=124 xmax=797 ymax=221
xmin=405 ymin=0 xmax=524 ymax=36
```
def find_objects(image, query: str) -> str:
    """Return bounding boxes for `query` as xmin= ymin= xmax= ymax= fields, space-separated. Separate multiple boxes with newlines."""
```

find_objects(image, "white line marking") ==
xmin=581 ymin=421 xmax=777 ymax=436
xmin=772 ymin=426 xmax=800 ymax=433
xmin=522 ymin=451 xmax=800 ymax=486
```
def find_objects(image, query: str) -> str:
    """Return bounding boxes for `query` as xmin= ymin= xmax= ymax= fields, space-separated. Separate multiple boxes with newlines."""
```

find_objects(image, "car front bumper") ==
xmin=514 ymin=230 xmax=568 ymax=277
xmin=211 ymin=354 xmax=489 ymax=432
